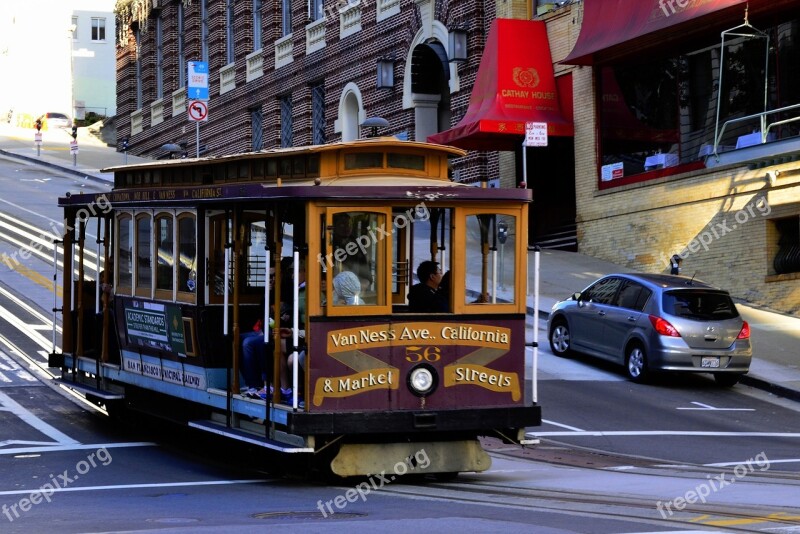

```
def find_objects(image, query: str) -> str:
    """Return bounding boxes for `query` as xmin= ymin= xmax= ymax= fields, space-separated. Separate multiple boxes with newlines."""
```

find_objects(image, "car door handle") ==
xmin=597 ymin=310 xmax=606 ymax=316
xmin=627 ymin=316 xmax=636 ymax=322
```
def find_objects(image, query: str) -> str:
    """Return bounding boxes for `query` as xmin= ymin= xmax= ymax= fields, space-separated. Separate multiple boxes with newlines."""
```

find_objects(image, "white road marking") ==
xmin=0 ymin=390 xmax=78 ymax=446
xmin=0 ymin=351 xmax=36 ymax=382
xmin=706 ymin=458 xmax=800 ymax=467
xmin=0 ymin=479 xmax=265 ymax=497
xmin=542 ymin=419 xmax=585 ymax=431
xmin=0 ymin=304 xmax=54 ymax=352
xmin=677 ymin=401 xmax=755 ymax=411
xmin=529 ymin=430 xmax=800 ymax=438
xmin=0 ymin=441 xmax=156 ymax=456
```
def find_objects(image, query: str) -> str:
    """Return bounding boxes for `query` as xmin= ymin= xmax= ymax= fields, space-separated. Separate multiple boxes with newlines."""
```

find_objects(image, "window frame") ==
xmin=453 ymin=207 xmax=525 ymax=315
xmin=323 ymin=207 xmax=392 ymax=317
xmin=91 ymin=17 xmax=106 ymax=42
xmin=116 ymin=213 xmax=134 ymax=296
xmin=134 ymin=213 xmax=153 ymax=298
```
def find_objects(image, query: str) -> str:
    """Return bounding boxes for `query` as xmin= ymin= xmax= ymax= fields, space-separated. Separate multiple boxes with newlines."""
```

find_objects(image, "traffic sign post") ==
xmin=70 ymin=140 xmax=79 ymax=167
xmin=187 ymin=61 xmax=210 ymax=158
xmin=188 ymin=100 xmax=209 ymax=158
xmin=522 ymin=122 xmax=548 ymax=188
xmin=34 ymin=132 xmax=42 ymax=157
xmin=187 ymin=61 xmax=209 ymax=101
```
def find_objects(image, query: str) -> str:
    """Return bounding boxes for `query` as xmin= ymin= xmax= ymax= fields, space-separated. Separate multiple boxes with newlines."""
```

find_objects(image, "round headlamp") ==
xmin=407 ymin=364 xmax=438 ymax=397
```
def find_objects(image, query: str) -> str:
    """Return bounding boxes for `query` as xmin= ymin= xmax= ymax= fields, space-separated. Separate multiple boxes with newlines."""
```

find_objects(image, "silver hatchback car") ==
xmin=547 ymin=273 xmax=752 ymax=386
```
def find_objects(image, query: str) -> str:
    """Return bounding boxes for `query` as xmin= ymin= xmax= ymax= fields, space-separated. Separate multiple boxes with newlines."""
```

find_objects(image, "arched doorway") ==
xmin=336 ymin=83 xmax=365 ymax=142
xmin=410 ymin=41 xmax=450 ymax=142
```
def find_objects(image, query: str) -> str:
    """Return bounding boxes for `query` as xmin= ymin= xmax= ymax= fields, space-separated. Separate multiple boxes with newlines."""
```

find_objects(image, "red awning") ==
xmin=428 ymin=18 xmax=573 ymax=151
xmin=562 ymin=0 xmax=747 ymax=65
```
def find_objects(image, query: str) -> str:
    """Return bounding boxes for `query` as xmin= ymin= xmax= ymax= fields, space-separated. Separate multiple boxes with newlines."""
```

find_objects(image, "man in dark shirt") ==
xmin=408 ymin=260 xmax=448 ymax=312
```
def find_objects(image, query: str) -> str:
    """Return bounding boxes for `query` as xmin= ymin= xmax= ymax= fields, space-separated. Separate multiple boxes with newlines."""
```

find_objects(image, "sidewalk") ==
xmin=2 ymin=126 xmax=799 ymax=402
xmin=0 ymin=123 xmax=148 ymax=184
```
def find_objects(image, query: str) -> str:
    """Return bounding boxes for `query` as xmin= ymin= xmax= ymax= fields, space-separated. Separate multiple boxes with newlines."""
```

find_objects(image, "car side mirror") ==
xmin=572 ymin=292 xmax=582 ymax=301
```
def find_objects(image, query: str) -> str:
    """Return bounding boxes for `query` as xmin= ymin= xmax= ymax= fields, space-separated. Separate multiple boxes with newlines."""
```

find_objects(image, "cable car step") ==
xmin=188 ymin=420 xmax=314 ymax=453
xmin=56 ymin=378 xmax=125 ymax=401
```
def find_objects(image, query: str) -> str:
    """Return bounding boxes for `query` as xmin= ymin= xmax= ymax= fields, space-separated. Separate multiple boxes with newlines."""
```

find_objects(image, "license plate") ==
xmin=701 ymin=357 xmax=720 ymax=368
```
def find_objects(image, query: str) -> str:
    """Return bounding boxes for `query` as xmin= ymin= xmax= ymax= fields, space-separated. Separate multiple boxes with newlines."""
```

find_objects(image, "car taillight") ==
xmin=649 ymin=315 xmax=680 ymax=337
xmin=737 ymin=321 xmax=750 ymax=339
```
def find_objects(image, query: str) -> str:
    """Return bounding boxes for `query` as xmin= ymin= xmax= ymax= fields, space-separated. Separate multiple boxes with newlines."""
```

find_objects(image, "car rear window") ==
xmin=662 ymin=290 xmax=739 ymax=320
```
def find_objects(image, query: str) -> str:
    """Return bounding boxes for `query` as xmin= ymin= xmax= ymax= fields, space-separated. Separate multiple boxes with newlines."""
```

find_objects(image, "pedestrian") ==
xmin=670 ymin=254 xmax=682 ymax=275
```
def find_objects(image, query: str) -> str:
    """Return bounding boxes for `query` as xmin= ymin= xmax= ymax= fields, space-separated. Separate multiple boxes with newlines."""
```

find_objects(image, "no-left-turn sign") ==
xmin=188 ymin=100 xmax=209 ymax=122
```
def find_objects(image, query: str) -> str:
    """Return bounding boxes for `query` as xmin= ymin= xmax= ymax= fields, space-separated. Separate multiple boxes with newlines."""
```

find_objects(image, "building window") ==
xmin=91 ymin=18 xmax=106 ymax=41
xmin=135 ymin=29 xmax=142 ymax=109
xmin=309 ymin=0 xmax=323 ymax=21
xmin=178 ymin=2 xmax=186 ymax=87
xmin=281 ymin=0 xmax=292 ymax=37
xmin=253 ymin=0 xmax=262 ymax=50
xmin=226 ymin=0 xmax=235 ymax=65
xmin=311 ymin=82 xmax=325 ymax=145
xmin=773 ymin=216 xmax=800 ymax=275
xmin=156 ymin=16 xmax=164 ymax=99
xmin=280 ymin=95 xmax=293 ymax=148
xmin=597 ymin=18 xmax=800 ymax=186
xmin=201 ymin=0 xmax=209 ymax=62
xmin=71 ymin=16 xmax=78 ymax=40
xmin=251 ymin=107 xmax=264 ymax=151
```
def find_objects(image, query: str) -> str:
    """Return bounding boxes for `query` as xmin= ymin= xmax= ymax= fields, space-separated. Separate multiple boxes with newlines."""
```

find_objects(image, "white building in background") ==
xmin=0 ymin=0 xmax=115 ymax=123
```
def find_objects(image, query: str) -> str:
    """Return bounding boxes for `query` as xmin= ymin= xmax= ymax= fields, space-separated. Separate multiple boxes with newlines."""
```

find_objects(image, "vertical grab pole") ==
xmin=52 ymin=240 xmax=60 ymax=357
xmin=491 ymin=217 xmax=498 ymax=304
xmin=95 ymin=218 xmax=102 ymax=314
xmin=532 ymin=245 xmax=541 ymax=404
xmin=223 ymin=246 xmax=231 ymax=335
xmin=291 ymin=249 xmax=300 ymax=409
xmin=263 ymin=249 xmax=271 ymax=343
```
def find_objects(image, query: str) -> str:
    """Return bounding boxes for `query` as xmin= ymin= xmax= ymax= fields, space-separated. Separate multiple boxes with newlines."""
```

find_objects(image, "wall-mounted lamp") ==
xmin=449 ymin=27 xmax=468 ymax=63
xmin=377 ymin=57 xmax=395 ymax=89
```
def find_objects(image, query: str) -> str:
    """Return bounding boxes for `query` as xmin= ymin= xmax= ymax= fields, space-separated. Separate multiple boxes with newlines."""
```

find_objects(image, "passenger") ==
xmin=333 ymin=271 xmax=365 ymax=305
xmin=408 ymin=260 xmax=448 ymax=312
xmin=240 ymin=266 xmax=291 ymax=399
xmin=331 ymin=214 xmax=369 ymax=280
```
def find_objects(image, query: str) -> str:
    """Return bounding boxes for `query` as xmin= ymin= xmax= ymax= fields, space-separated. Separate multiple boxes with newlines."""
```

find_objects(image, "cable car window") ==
xmin=135 ymin=214 xmax=152 ymax=296
xmin=266 ymin=159 xmax=277 ymax=177
xmin=344 ymin=152 xmax=383 ymax=170
xmin=155 ymin=214 xmax=174 ymax=294
xmin=307 ymin=154 xmax=320 ymax=175
xmin=117 ymin=214 xmax=133 ymax=295
xmin=405 ymin=207 xmax=451 ymax=312
xmin=387 ymin=153 xmax=425 ymax=171
xmin=246 ymin=220 xmax=268 ymax=291
xmin=252 ymin=160 xmax=265 ymax=179
xmin=280 ymin=158 xmax=292 ymax=177
xmin=324 ymin=208 xmax=391 ymax=314
xmin=292 ymin=157 xmax=305 ymax=176
xmin=464 ymin=213 xmax=516 ymax=306
xmin=177 ymin=214 xmax=197 ymax=297
xmin=208 ymin=214 xmax=231 ymax=303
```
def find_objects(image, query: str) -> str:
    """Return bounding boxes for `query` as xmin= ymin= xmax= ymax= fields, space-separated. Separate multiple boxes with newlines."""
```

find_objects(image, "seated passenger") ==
xmin=408 ymin=260 xmax=448 ymax=312
xmin=333 ymin=271 xmax=365 ymax=305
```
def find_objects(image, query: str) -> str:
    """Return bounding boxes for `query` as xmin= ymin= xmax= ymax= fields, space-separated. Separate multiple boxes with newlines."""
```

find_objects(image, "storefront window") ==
xmin=599 ymin=17 xmax=800 ymax=186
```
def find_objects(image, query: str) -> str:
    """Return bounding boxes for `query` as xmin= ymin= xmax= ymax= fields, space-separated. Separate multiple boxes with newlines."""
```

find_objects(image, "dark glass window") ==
xmin=663 ymin=290 xmax=738 ymax=320
xmin=345 ymin=153 xmax=383 ymax=170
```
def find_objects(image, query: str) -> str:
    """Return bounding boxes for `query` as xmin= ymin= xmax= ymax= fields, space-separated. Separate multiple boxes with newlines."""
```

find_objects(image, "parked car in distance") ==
xmin=547 ymin=273 xmax=751 ymax=386
xmin=38 ymin=112 xmax=72 ymax=129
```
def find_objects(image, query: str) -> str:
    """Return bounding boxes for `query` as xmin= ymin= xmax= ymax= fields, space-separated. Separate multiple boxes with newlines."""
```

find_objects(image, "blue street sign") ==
xmin=187 ymin=61 xmax=209 ymax=101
